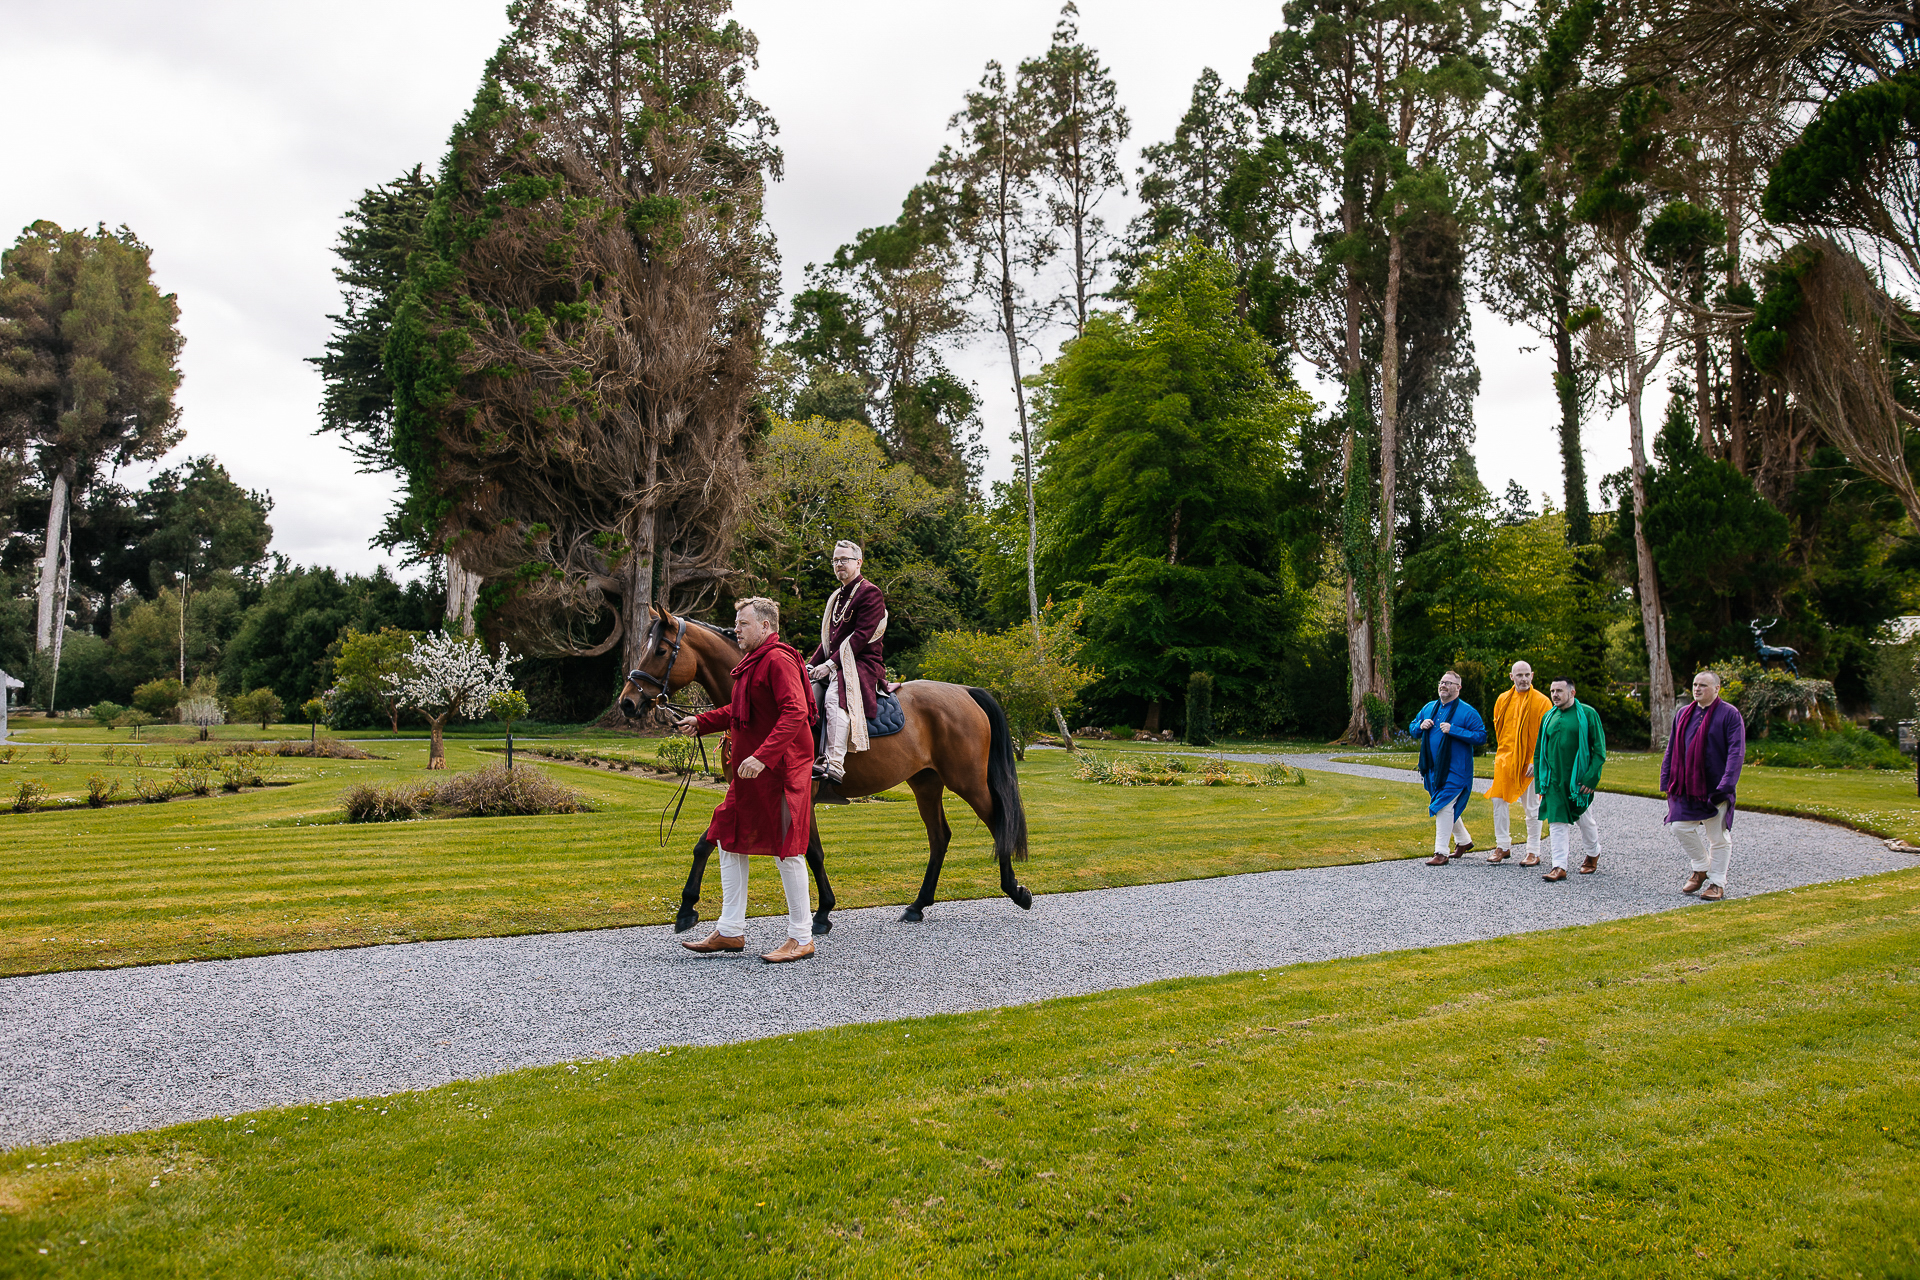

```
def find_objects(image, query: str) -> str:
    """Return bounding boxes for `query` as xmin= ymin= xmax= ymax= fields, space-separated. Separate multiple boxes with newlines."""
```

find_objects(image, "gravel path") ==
xmin=5 ymin=756 xmax=1914 ymax=1149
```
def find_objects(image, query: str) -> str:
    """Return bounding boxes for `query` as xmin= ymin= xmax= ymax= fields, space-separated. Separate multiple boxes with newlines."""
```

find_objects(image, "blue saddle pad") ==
xmin=867 ymin=692 xmax=905 ymax=738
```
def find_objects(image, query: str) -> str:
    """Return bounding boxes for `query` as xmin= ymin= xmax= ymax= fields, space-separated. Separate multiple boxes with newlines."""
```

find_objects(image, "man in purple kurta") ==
xmin=1660 ymin=670 xmax=1747 ymax=902
xmin=808 ymin=539 xmax=887 ymax=804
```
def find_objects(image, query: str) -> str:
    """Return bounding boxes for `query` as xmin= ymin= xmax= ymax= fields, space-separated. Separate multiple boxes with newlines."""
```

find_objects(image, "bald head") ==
xmin=1510 ymin=661 xmax=1534 ymax=693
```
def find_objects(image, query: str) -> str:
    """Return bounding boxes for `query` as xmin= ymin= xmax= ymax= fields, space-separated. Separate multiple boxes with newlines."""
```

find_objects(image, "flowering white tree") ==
xmin=386 ymin=632 xmax=518 ymax=769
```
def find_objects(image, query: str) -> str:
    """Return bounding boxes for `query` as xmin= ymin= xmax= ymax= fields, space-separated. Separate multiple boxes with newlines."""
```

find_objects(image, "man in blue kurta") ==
xmin=1411 ymin=670 xmax=1488 ymax=866
xmin=1661 ymin=669 xmax=1746 ymax=902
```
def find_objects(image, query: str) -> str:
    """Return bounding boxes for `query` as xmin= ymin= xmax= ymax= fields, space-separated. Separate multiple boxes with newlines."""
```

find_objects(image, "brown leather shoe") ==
xmin=1682 ymin=871 xmax=1707 ymax=894
xmin=1579 ymin=855 xmax=1599 ymax=874
xmin=761 ymin=938 xmax=815 ymax=963
xmin=1425 ymin=853 xmax=1451 ymax=866
xmin=682 ymin=931 xmax=744 ymax=954
xmin=1452 ymin=841 xmax=1474 ymax=858
xmin=1542 ymin=866 xmax=1567 ymax=881
xmin=1487 ymin=848 xmax=1511 ymax=864
xmin=1519 ymin=853 xmax=1540 ymax=867
xmin=1699 ymin=883 xmax=1725 ymax=902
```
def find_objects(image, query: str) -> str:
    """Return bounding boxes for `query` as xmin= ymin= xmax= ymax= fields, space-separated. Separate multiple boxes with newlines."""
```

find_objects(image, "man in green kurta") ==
xmin=1530 ymin=676 xmax=1607 ymax=883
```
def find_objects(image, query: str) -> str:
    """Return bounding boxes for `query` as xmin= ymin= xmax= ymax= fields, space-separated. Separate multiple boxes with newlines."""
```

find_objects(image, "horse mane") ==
xmin=683 ymin=616 xmax=740 ymax=648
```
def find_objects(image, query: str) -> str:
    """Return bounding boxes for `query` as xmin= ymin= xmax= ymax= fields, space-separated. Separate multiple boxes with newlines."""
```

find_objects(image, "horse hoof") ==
xmin=811 ymin=913 xmax=833 ymax=937
xmin=900 ymin=906 xmax=924 ymax=923
xmin=1012 ymin=886 xmax=1033 ymax=910
xmin=673 ymin=907 xmax=699 ymax=933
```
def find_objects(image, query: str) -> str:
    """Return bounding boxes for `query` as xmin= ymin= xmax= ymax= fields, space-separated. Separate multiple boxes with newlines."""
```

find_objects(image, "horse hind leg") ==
xmin=675 ymin=837 xmax=716 ymax=933
xmin=951 ymin=772 xmax=1032 ymax=912
xmin=902 ymin=769 xmax=952 ymax=923
xmin=805 ymin=818 xmax=836 ymax=936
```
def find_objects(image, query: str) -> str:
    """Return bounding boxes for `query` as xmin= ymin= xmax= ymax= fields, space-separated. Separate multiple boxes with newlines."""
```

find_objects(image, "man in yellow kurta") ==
xmin=1486 ymin=660 xmax=1552 ymax=866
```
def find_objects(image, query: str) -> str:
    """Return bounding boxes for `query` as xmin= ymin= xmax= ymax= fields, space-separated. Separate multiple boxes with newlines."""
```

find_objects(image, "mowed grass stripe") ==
xmin=2 ymin=749 xmax=1439 ymax=976
xmin=2 ymin=875 xmax=1916 ymax=1275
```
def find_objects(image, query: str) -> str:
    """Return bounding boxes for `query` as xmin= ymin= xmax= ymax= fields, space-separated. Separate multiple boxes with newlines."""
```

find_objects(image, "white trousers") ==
xmin=1492 ymin=782 xmax=1541 ymax=857
xmin=1670 ymin=803 xmax=1733 ymax=889
xmin=819 ymin=670 xmax=851 ymax=779
xmin=1548 ymin=810 xmax=1602 ymax=870
xmin=1433 ymin=809 xmax=1472 ymax=854
xmin=715 ymin=846 xmax=813 ymax=944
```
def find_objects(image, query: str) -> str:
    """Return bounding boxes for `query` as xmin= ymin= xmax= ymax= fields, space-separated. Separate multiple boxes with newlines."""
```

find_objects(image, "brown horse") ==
xmin=618 ymin=605 xmax=1031 ymax=935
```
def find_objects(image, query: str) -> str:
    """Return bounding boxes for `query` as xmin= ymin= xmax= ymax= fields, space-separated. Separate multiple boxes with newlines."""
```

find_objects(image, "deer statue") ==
xmin=1751 ymin=618 xmax=1800 ymax=676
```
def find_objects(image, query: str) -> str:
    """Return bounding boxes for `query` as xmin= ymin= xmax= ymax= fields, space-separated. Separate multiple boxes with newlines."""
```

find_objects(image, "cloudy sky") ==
xmin=4 ymin=0 xmax=1629 ymax=577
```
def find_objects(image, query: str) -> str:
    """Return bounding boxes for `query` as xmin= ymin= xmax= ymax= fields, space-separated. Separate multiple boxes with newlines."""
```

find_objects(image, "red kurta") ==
xmin=693 ymin=635 xmax=816 ymax=859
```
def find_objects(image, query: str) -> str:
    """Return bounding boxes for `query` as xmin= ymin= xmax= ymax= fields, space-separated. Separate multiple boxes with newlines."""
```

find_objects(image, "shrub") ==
xmin=11 ymin=779 xmax=48 ymax=812
xmin=342 ymin=780 xmax=432 ymax=823
xmin=86 ymin=773 xmax=120 ymax=808
xmin=172 ymin=763 xmax=216 ymax=797
xmin=89 ymin=700 xmax=126 ymax=730
xmin=1362 ymin=692 xmax=1393 ymax=744
xmin=0 ymin=747 xmax=13 ymax=764
xmin=343 ymin=765 xmax=589 ymax=822
xmin=918 ymin=610 xmax=1099 ymax=757
xmin=45 ymin=747 xmax=69 ymax=764
xmin=130 ymin=772 xmax=175 ymax=803
xmin=221 ymin=754 xmax=269 ymax=792
xmin=655 ymin=735 xmax=699 ymax=775
xmin=223 ymin=738 xmax=373 ymax=760
xmin=1746 ymin=720 xmax=1907 ymax=769
xmin=131 ymin=678 xmax=186 ymax=720
xmin=1185 ymin=671 xmax=1215 ymax=746
xmin=1261 ymin=762 xmax=1308 ymax=786
xmin=1109 ymin=726 xmax=1136 ymax=741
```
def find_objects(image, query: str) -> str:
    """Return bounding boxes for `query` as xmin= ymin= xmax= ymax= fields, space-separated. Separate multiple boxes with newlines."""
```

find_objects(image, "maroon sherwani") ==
xmin=693 ymin=634 xmax=816 ymax=859
xmin=810 ymin=577 xmax=887 ymax=721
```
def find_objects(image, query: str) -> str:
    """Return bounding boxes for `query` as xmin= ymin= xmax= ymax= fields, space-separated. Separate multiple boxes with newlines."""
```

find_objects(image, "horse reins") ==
xmin=628 ymin=613 xmax=716 ymax=846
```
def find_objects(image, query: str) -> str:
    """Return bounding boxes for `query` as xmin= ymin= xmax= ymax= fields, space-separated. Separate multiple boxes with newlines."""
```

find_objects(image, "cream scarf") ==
xmin=819 ymin=578 xmax=887 ymax=753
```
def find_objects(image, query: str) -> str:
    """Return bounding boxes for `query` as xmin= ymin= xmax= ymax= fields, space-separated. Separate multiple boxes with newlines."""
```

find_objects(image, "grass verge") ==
xmin=4 ymin=872 xmax=1918 ymax=1275
xmin=2 ymin=745 xmax=1434 ymax=977
xmin=1335 ymin=751 xmax=1920 ymax=844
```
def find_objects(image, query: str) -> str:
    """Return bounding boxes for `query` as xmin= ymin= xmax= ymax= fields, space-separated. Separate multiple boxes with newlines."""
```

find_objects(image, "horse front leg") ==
xmin=805 ymin=818 xmax=836 ymax=936
xmin=675 ymin=837 xmax=716 ymax=933
xmin=903 ymin=770 xmax=951 ymax=923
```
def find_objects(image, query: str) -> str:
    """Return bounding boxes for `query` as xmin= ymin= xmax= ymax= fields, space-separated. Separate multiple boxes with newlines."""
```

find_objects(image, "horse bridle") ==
xmin=629 ymin=614 xmax=701 ymax=716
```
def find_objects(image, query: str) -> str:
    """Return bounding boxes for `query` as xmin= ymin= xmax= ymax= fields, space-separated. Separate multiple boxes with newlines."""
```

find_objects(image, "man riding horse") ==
xmin=810 ymin=540 xmax=886 ymax=806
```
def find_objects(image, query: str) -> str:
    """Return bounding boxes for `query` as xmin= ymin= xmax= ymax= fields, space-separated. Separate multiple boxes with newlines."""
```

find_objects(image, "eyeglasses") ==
xmin=832 ymin=557 xmax=860 ymax=564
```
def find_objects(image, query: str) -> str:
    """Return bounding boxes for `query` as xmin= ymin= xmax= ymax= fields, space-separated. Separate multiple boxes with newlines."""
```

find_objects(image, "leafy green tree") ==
xmin=734 ymin=416 xmax=960 ymax=648
xmin=0 ymin=221 xmax=184 ymax=692
xmin=1124 ymin=69 xmax=1254 ymax=271
xmin=917 ymin=609 xmax=1097 ymax=758
xmin=89 ymin=700 xmax=124 ymax=730
xmin=383 ymin=0 xmax=779 ymax=669
xmin=1246 ymin=0 xmax=1494 ymax=742
xmin=230 ymin=687 xmax=284 ymax=730
xmin=131 ymin=677 xmax=184 ymax=719
xmin=782 ymin=182 xmax=981 ymax=490
xmin=1019 ymin=2 xmax=1130 ymax=334
xmin=490 ymin=688 xmax=530 ymax=769
xmin=1032 ymin=242 xmax=1314 ymax=726
xmin=328 ymin=626 xmax=421 ymax=732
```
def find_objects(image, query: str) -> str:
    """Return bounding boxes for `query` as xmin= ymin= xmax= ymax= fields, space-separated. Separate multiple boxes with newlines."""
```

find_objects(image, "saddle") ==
xmin=812 ymin=687 xmax=905 ymax=757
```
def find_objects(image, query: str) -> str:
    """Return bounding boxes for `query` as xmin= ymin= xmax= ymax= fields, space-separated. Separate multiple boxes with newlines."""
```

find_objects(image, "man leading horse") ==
xmin=810 ymin=539 xmax=886 ymax=806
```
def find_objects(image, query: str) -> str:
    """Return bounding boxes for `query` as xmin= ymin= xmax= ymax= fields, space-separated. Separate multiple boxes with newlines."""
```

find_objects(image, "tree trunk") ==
xmin=34 ymin=462 xmax=73 ymax=653
xmin=46 ymin=512 xmax=73 ymax=712
xmin=1374 ymin=224 xmax=1404 ymax=726
xmin=1619 ymin=251 xmax=1675 ymax=750
xmin=428 ymin=713 xmax=449 ymax=769
xmin=1550 ymin=256 xmax=1591 ymax=546
xmin=445 ymin=556 xmax=482 ymax=636
xmin=1693 ymin=321 xmax=1715 ymax=458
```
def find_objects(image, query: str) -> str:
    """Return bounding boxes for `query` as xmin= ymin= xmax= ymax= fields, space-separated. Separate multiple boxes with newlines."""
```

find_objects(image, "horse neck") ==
xmin=685 ymin=626 xmax=743 ymax=704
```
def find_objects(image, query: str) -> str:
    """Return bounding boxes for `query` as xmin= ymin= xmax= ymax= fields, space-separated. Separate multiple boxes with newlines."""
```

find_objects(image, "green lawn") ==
xmin=4 ymin=872 xmax=1917 ymax=1276
xmin=1 ymin=718 xmax=642 ymax=745
xmin=1 ymin=744 xmax=1436 ymax=978
xmin=1336 ymin=751 xmax=1920 ymax=843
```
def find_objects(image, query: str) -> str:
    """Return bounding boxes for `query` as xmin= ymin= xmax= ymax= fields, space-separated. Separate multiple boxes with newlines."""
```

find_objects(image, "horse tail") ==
xmin=968 ymin=686 xmax=1029 ymax=863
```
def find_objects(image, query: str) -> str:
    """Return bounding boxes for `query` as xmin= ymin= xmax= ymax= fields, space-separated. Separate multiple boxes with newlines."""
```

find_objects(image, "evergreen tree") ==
xmin=385 ymin=0 xmax=780 ymax=671
xmin=0 ymin=221 xmax=184 ymax=695
xmin=1020 ymin=3 xmax=1130 ymax=334
xmin=1033 ymin=242 xmax=1314 ymax=722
